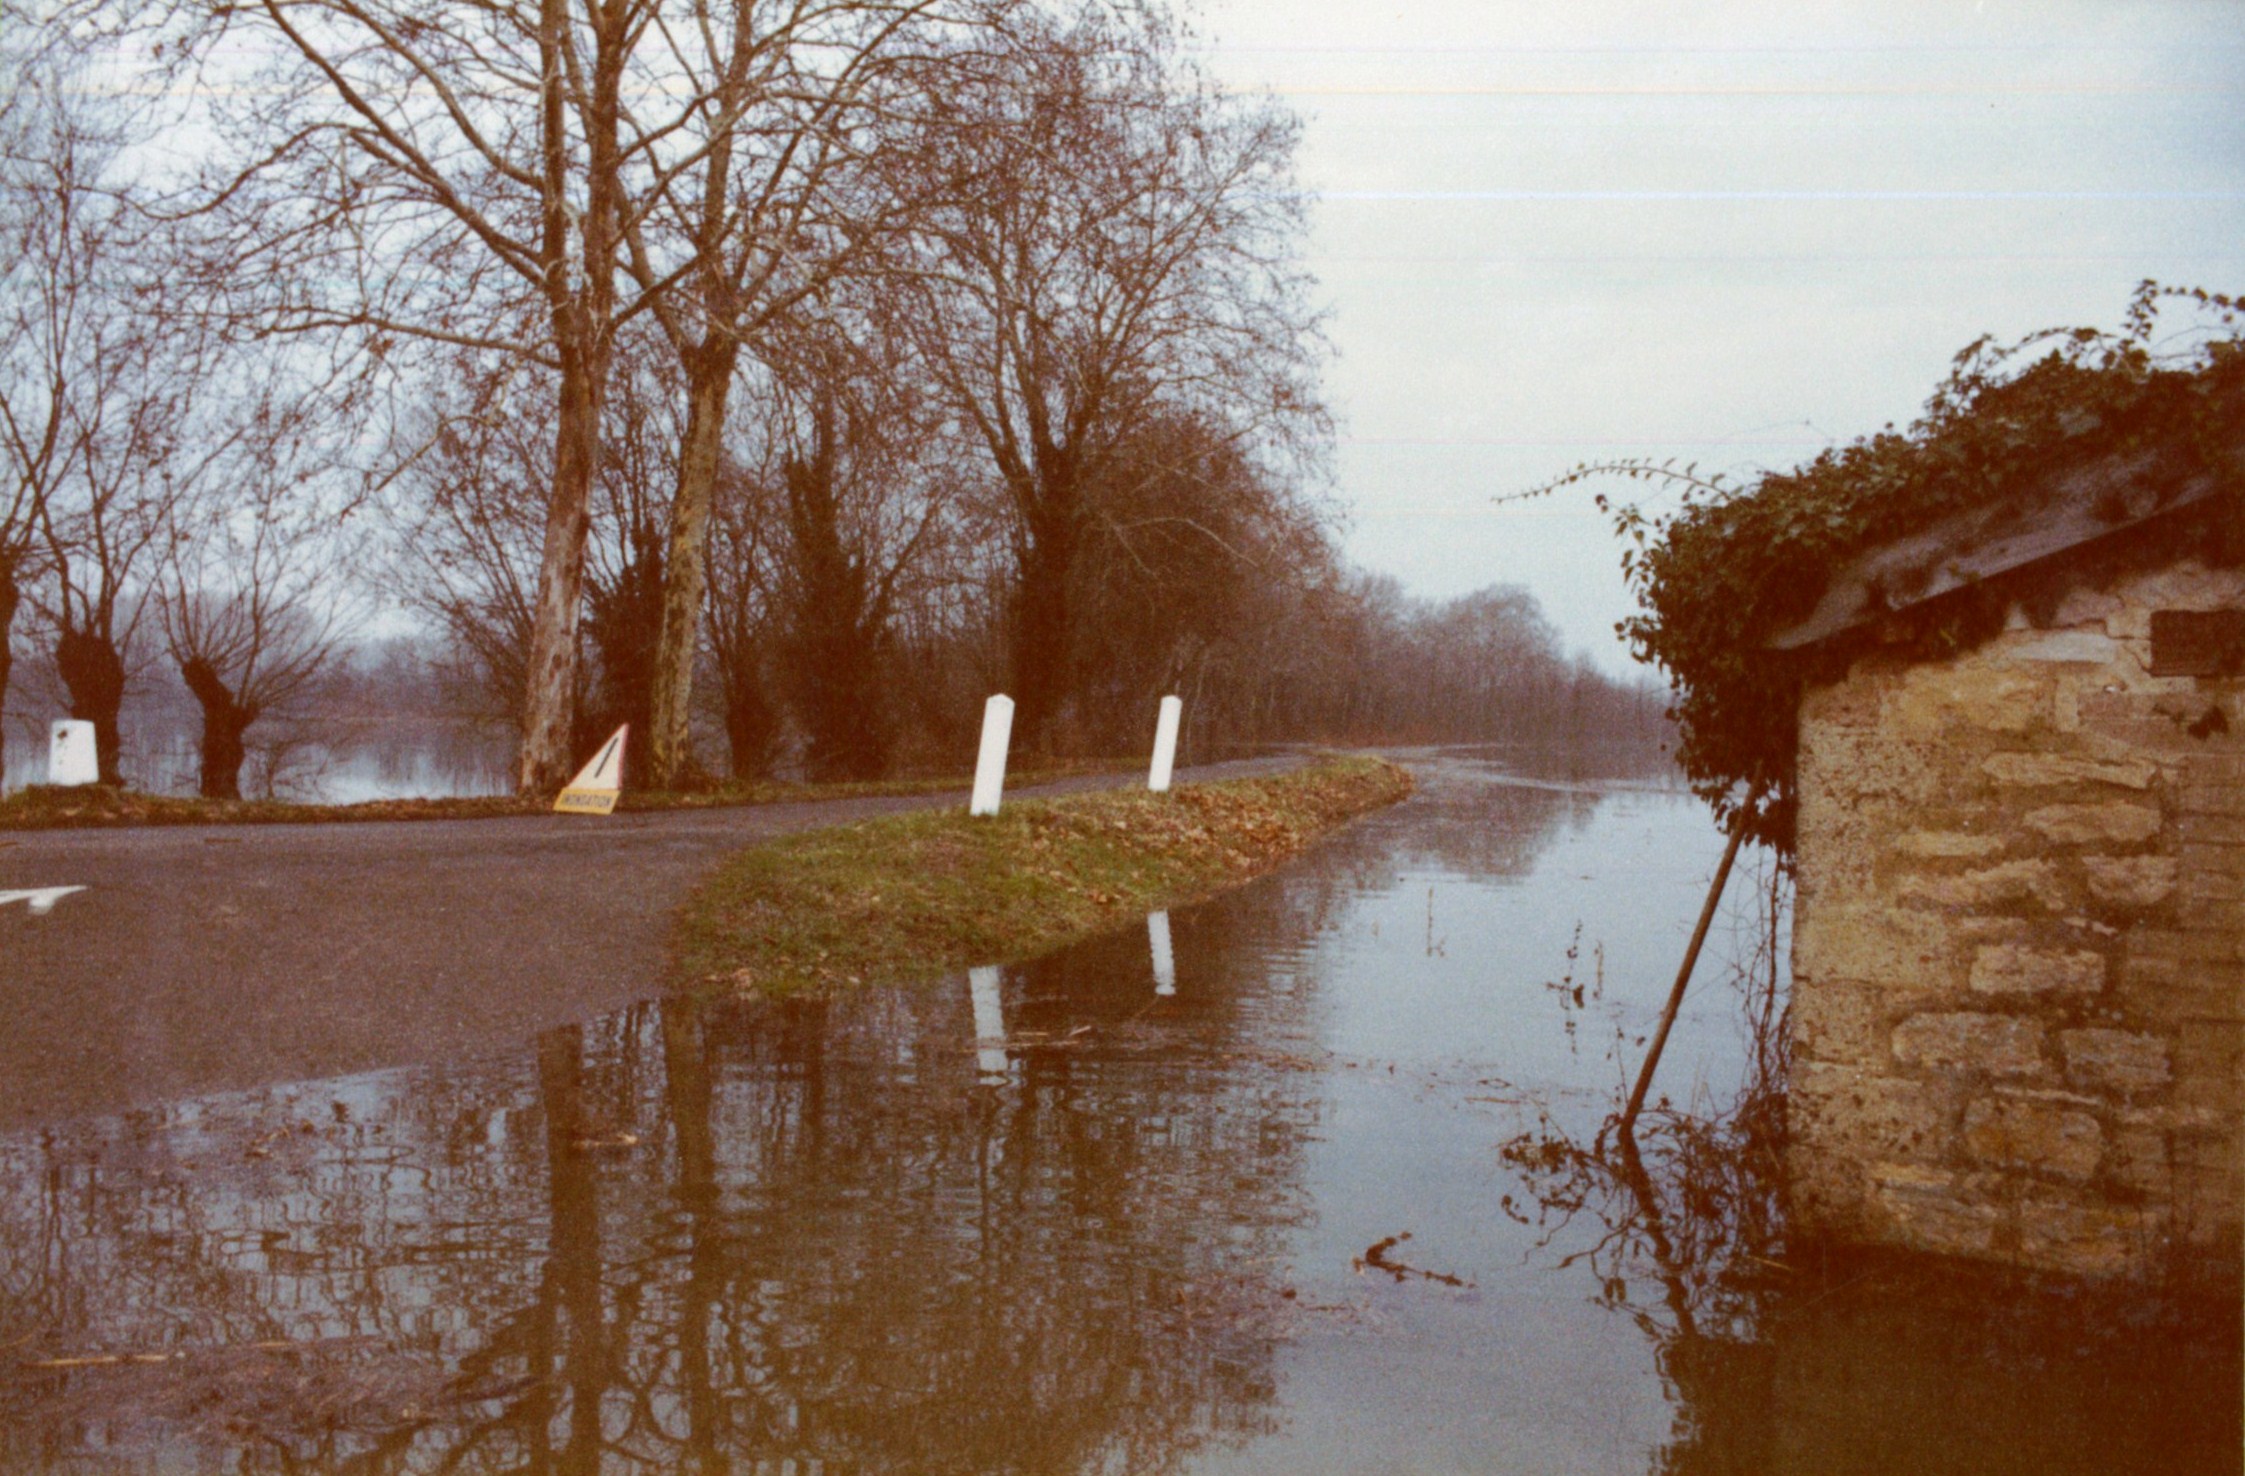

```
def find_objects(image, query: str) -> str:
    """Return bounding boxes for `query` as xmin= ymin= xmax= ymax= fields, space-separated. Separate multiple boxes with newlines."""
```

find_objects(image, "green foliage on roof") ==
xmin=1526 ymin=282 xmax=2245 ymax=855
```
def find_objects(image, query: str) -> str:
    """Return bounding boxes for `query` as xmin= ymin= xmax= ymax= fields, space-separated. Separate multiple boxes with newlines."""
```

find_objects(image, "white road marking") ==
xmin=0 ymin=886 xmax=86 ymax=915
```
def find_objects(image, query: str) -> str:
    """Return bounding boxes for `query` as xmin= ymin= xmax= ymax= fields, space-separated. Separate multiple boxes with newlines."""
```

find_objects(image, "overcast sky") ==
xmin=1189 ymin=0 xmax=2245 ymax=671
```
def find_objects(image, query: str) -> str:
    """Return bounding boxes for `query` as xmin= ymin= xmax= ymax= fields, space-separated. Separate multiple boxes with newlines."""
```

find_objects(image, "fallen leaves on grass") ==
xmin=676 ymin=756 xmax=1412 ymax=999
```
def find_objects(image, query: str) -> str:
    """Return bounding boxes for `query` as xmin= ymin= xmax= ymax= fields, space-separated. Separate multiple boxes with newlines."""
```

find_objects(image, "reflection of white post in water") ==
xmin=969 ymin=965 xmax=1009 ymax=1080
xmin=1148 ymin=694 xmax=1182 ymax=793
xmin=1149 ymin=910 xmax=1176 ymax=997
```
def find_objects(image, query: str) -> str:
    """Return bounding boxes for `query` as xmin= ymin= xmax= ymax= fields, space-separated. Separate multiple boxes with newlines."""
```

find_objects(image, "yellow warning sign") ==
xmin=554 ymin=724 xmax=627 ymax=816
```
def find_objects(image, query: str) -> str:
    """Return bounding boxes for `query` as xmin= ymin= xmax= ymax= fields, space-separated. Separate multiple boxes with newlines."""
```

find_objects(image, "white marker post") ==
xmin=1149 ymin=910 xmax=1176 ymax=997
xmin=1147 ymin=695 xmax=1182 ymax=794
xmin=48 ymin=720 xmax=97 ymax=787
xmin=969 ymin=964 xmax=1009 ymax=1081
xmin=969 ymin=695 xmax=1014 ymax=817
xmin=554 ymin=724 xmax=628 ymax=815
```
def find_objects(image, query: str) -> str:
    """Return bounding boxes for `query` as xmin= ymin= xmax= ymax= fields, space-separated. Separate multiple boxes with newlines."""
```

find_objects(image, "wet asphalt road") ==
xmin=0 ymin=757 xmax=1302 ymax=1130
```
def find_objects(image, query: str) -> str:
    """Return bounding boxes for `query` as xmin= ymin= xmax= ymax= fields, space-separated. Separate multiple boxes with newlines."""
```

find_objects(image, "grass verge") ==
xmin=0 ymin=759 xmax=1127 ymax=831
xmin=673 ymin=754 xmax=1412 ymax=997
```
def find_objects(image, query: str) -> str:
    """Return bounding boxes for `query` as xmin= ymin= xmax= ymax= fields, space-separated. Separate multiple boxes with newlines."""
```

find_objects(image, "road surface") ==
xmin=0 ymin=758 xmax=1300 ymax=1130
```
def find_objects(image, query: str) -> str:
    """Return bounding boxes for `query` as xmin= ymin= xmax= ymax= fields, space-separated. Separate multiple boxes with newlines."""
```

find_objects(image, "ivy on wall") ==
xmin=1523 ymin=283 xmax=2245 ymax=856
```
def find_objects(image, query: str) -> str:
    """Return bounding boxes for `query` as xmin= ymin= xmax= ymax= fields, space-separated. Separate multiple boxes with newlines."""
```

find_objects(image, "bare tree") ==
xmin=702 ymin=449 xmax=783 ymax=777
xmin=156 ymin=384 xmax=363 ymax=799
xmin=0 ymin=28 xmax=123 ymax=783
xmin=0 ymin=46 xmax=236 ymax=785
xmin=901 ymin=5 xmax=1327 ymax=752
xmin=761 ymin=325 xmax=950 ymax=779
xmin=160 ymin=0 xmax=726 ymax=791
xmin=626 ymin=0 xmax=993 ymax=787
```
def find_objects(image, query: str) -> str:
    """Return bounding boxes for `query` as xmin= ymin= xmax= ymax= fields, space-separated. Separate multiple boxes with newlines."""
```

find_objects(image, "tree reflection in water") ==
xmin=0 ymin=864 xmax=1341 ymax=1473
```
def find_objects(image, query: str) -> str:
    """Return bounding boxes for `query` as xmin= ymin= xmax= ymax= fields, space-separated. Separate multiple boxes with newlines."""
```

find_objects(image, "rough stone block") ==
xmin=1982 ymin=752 xmax=2156 ymax=789
xmin=2013 ymin=1198 xmax=2160 ymax=1277
xmin=2176 ymin=813 xmax=2245 ymax=845
xmin=1892 ymin=830 xmax=2009 ymax=860
xmin=1888 ymin=663 xmax=2047 ymax=737
xmin=2060 ymin=1028 xmax=2172 ymax=1095
xmin=1892 ymin=1012 xmax=2043 ymax=1077
xmin=2076 ymin=690 xmax=2233 ymax=756
xmin=2182 ymin=781 xmax=2245 ymax=817
xmin=1893 ymin=859 xmax=2065 ymax=912
xmin=1792 ymin=979 xmax=1902 ymax=1066
xmin=2105 ymin=1126 xmax=2172 ymax=1195
xmin=1793 ymin=1062 xmax=1950 ymax=1162
xmin=1869 ymin=1164 xmax=2000 ymax=1257
xmin=2182 ymin=866 xmax=2245 ymax=905
xmin=1799 ymin=668 xmax=1887 ymax=730
xmin=1800 ymin=723 xmax=1947 ymax=804
xmin=2026 ymin=802 xmax=2163 ymax=846
xmin=2000 ymin=631 xmax=2120 ymax=665
xmin=1961 ymin=1095 xmax=2102 ymax=1180
xmin=1969 ymin=944 xmax=2105 ymax=997
xmin=1793 ymin=904 xmax=1963 ymax=988
xmin=2080 ymin=854 xmax=2180 ymax=909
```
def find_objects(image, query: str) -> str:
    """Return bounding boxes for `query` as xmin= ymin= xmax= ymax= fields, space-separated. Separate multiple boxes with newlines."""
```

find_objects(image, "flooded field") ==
xmin=2 ymin=720 xmax=514 ymax=803
xmin=1 ymin=757 xmax=2235 ymax=1472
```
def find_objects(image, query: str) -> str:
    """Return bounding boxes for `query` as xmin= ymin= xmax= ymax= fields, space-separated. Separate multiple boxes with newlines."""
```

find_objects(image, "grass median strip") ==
xmin=674 ymin=754 xmax=1413 ymax=997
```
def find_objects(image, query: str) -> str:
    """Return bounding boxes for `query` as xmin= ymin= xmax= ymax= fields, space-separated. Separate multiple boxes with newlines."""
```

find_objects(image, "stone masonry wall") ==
xmin=1788 ymin=556 xmax=2244 ymax=1279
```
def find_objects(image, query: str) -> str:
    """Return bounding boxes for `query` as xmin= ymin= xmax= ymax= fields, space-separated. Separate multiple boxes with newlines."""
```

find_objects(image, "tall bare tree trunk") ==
xmin=646 ymin=341 xmax=738 ymax=789
xmin=518 ymin=0 xmax=623 ymax=794
xmin=517 ymin=346 xmax=605 ymax=792
xmin=0 ymin=560 xmax=15 ymax=792
xmin=1011 ymin=495 xmax=1080 ymax=755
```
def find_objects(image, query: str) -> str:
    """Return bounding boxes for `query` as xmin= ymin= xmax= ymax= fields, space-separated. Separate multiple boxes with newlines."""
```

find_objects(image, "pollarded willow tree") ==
xmin=156 ymin=396 xmax=366 ymax=799
xmin=901 ymin=4 xmax=1329 ymax=753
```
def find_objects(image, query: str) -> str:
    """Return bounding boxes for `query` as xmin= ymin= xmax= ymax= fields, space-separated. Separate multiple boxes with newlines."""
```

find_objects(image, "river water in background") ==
xmin=2 ymin=720 xmax=514 ymax=801
xmin=0 ymin=756 xmax=2235 ymax=1472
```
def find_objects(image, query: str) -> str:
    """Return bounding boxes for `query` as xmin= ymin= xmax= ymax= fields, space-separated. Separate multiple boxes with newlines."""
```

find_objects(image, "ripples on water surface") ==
xmin=1 ymin=756 xmax=2235 ymax=1472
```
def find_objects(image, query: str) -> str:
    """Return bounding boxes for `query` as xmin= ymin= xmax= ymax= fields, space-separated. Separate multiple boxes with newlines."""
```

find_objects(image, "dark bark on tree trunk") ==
xmin=180 ymin=655 xmax=257 ymax=801
xmin=54 ymin=627 xmax=125 ymax=786
xmin=1010 ymin=505 xmax=1080 ymax=756
xmin=722 ymin=661 xmax=780 ymax=779
xmin=0 ymin=560 xmax=15 ymax=793
xmin=647 ymin=342 xmax=739 ymax=790
xmin=783 ymin=409 xmax=890 ymax=781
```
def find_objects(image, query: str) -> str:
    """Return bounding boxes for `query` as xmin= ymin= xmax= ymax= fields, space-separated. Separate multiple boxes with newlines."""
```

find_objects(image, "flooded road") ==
xmin=1 ymin=756 xmax=2235 ymax=1472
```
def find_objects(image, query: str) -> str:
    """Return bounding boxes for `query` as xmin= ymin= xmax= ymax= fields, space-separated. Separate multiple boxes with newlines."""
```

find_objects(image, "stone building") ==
xmin=1778 ymin=460 xmax=2241 ymax=1280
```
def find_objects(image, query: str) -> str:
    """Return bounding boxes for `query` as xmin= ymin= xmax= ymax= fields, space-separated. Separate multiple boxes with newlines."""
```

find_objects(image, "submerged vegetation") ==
xmin=673 ymin=755 xmax=1411 ymax=997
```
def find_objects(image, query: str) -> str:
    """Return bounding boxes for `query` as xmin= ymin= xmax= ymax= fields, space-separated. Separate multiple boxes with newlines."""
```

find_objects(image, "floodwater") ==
xmin=1 ymin=720 xmax=513 ymax=802
xmin=0 ymin=756 xmax=2235 ymax=1472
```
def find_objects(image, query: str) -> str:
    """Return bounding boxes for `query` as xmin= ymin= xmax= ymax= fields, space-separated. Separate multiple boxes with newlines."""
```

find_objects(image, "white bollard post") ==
xmin=969 ymin=694 xmax=1014 ymax=817
xmin=1148 ymin=694 xmax=1182 ymax=793
xmin=969 ymin=964 xmax=1008 ymax=1081
xmin=48 ymin=720 xmax=97 ymax=787
xmin=1149 ymin=910 xmax=1176 ymax=997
